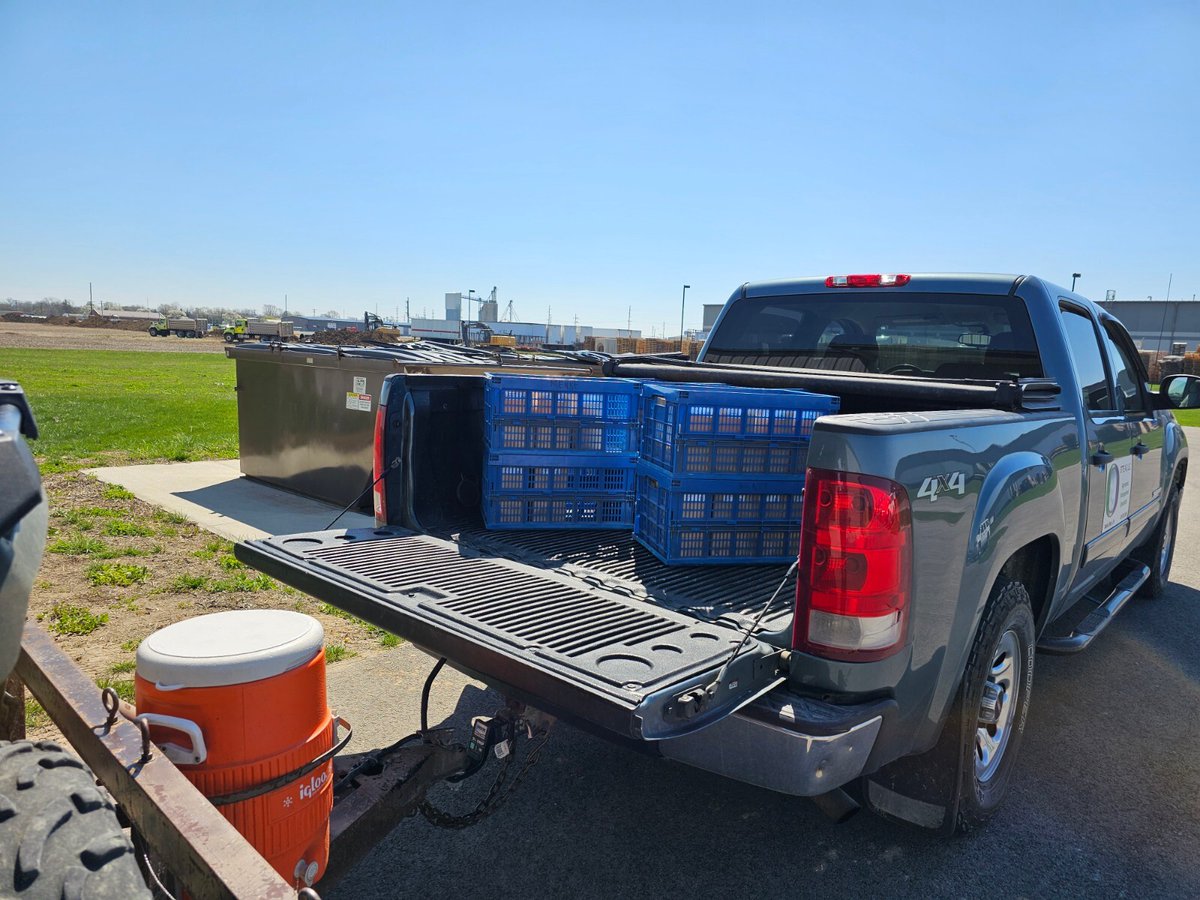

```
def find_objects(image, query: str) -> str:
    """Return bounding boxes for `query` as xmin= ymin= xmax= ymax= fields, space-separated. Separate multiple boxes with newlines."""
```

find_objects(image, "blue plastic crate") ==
xmin=485 ymin=374 xmax=641 ymax=455
xmin=633 ymin=461 xmax=805 ymax=565
xmin=487 ymin=418 xmax=639 ymax=454
xmin=484 ymin=494 xmax=635 ymax=530
xmin=485 ymin=453 xmax=637 ymax=495
xmin=486 ymin=373 xmax=640 ymax=419
xmin=640 ymin=381 xmax=839 ymax=476
xmin=482 ymin=453 xmax=636 ymax=530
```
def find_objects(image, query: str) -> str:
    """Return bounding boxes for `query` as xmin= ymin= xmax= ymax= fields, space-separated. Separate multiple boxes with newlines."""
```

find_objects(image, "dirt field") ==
xmin=0 ymin=320 xmax=227 ymax=353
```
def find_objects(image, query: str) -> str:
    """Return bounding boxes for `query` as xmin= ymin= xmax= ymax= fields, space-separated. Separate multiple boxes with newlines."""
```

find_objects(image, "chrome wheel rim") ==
xmin=975 ymin=630 xmax=1021 ymax=783
xmin=1160 ymin=502 xmax=1176 ymax=581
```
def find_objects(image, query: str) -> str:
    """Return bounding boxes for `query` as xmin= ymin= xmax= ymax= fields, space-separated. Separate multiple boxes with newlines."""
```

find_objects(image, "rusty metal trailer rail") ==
xmin=9 ymin=622 xmax=471 ymax=899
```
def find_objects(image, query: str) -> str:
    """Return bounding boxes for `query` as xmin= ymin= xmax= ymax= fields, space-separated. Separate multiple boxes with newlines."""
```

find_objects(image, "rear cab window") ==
xmin=704 ymin=292 xmax=1043 ymax=380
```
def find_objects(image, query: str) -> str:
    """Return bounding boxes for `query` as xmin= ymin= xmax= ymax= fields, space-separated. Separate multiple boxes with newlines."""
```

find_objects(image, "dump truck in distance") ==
xmin=148 ymin=316 xmax=209 ymax=338
xmin=223 ymin=318 xmax=295 ymax=343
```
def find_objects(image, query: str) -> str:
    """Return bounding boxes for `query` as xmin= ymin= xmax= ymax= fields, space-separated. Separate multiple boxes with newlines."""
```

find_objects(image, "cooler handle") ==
xmin=137 ymin=712 xmax=208 ymax=765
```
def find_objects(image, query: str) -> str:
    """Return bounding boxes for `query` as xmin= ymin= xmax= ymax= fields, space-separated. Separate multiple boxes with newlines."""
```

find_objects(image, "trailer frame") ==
xmin=6 ymin=622 xmax=474 ymax=899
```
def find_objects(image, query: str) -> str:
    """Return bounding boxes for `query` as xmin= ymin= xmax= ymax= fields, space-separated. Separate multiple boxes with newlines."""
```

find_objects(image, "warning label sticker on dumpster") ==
xmin=345 ymin=392 xmax=372 ymax=412
xmin=352 ymin=376 xmax=367 ymax=393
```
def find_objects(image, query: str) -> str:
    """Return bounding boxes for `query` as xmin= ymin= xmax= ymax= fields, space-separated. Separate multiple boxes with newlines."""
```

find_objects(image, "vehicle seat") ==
xmin=825 ymin=331 xmax=878 ymax=372
xmin=985 ymin=330 xmax=1041 ymax=378
xmin=932 ymin=361 xmax=989 ymax=379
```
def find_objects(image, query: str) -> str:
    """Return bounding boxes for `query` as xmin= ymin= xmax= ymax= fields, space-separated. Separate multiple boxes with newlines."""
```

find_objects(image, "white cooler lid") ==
xmin=137 ymin=609 xmax=324 ymax=688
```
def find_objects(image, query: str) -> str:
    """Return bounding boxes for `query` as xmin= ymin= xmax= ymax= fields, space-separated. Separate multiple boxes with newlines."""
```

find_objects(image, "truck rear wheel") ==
xmin=1135 ymin=486 xmax=1180 ymax=599
xmin=0 ymin=740 xmax=149 ymax=898
xmin=954 ymin=579 xmax=1035 ymax=830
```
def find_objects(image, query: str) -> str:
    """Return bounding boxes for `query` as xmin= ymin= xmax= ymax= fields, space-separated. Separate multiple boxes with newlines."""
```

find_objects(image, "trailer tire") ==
xmin=0 ymin=740 xmax=150 ymax=899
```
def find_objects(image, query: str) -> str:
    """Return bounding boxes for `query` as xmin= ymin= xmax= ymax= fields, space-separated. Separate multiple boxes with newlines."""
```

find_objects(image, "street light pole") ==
xmin=1071 ymin=273 xmax=1081 ymax=291
xmin=679 ymin=284 xmax=690 ymax=346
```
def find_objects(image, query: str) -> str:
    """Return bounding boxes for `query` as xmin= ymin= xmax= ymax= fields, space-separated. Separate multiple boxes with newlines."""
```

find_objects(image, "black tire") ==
xmin=1135 ymin=486 xmax=1181 ymax=599
xmin=147 ymin=328 xmax=158 ymax=337
xmin=952 ymin=580 xmax=1036 ymax=831
xmin=223 ymin=332 xmax=235 ymax=343
xmin=0 ymin=740 xmax=149 ymax=898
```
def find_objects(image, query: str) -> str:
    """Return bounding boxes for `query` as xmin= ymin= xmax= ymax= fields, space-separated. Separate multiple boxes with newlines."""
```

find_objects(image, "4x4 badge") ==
xmin=917 ymin=471 xmax=966 ymax=502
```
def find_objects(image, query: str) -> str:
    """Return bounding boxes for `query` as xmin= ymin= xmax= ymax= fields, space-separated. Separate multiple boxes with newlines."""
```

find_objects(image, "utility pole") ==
xmin=1155 ymin=274 xmax=1174 ymax=364
xmin=406 ymin=298 xmax=410 ymax=322
xmin=680 ymin=284 xmax=691 ymax=345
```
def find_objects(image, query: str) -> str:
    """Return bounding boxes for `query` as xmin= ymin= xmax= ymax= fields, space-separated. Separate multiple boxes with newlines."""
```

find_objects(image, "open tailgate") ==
xmin=236 ymin=528 xmax=785 ymax=740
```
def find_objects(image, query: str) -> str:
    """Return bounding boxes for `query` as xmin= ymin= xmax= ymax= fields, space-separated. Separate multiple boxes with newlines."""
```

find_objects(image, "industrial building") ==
xmin=410 ymin=292 xmax=640 ymax=347
xmin=285 ymin=313 xmax=376 ymax=334
xmin=1097 ymin=298 xmax=1200 ymax=354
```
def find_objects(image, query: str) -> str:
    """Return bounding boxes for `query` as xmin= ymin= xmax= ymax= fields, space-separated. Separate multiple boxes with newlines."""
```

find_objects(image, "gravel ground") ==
xmin=0 ymin=321 xmax=226 ymax=353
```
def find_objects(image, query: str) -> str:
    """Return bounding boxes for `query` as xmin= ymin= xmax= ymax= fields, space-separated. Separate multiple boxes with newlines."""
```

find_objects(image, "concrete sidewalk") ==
xmin=86 ymin=459 xmax=374 ymax=541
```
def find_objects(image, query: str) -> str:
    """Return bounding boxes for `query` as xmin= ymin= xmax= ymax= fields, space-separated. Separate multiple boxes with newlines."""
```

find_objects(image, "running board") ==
xmin=1037 ymin=564 xmax=1150 ymax=654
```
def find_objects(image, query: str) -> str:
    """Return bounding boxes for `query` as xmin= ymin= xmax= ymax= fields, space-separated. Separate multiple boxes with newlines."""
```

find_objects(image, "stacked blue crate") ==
xmin=634 ymin=382 xmax=840 ymax=564
xmin=482 ymin=374 xmax=640 ymax=529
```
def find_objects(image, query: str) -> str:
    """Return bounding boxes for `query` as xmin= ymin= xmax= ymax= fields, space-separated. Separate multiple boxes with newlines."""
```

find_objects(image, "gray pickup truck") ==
xmin=240 ymin=273 xmax=1198 ymax=831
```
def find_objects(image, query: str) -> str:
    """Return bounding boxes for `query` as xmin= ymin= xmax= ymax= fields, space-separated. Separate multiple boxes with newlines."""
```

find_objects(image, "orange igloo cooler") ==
xmin=134 ymin=609 xmax=343 ymax=888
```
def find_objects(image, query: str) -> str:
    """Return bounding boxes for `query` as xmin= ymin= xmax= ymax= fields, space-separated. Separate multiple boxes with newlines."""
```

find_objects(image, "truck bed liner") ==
xmin=453 ymin=527 xmax=795 ymax=632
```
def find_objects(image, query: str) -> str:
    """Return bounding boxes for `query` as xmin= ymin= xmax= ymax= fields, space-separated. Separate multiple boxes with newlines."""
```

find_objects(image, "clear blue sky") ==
xmin=2 ymin=2 xmax=1197 ymax=332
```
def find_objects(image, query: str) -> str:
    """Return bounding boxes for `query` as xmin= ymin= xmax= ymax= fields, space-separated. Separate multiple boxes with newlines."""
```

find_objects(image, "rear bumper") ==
xmin=658 ymin=689 xmax=894 ymax=796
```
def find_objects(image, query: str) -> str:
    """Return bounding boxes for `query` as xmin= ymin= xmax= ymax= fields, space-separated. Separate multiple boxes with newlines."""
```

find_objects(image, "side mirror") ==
xmin=1159 ymin=374 xmax=1200 ymax=409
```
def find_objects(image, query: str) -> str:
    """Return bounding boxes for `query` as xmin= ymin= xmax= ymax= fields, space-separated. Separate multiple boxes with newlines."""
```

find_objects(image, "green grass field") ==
xmin=5 ymin=349 xmax=238 ymax=471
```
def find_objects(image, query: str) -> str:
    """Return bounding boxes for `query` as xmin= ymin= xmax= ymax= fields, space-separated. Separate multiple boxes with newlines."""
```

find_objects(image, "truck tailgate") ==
xmin=237 ymin=528 xmax=785 ymax=740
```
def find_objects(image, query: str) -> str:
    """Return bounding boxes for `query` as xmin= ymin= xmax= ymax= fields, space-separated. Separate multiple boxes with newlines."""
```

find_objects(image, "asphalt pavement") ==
xmin=324 ymin=452 xmax=1200 ymax=899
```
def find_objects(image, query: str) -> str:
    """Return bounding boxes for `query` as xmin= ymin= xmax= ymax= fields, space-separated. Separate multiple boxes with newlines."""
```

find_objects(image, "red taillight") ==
xmin=824 ymin=274 xmax=911 ymax=288
xmin=372 ymin=401 xmax=387 ymax=525
xmin=793 ymin=468 xmax=912 ymax=661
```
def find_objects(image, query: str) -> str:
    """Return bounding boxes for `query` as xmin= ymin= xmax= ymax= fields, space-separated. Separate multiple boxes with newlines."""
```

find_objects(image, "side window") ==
xmin=1100 ymin=322 xmax=1147 ymax=415
xmin=1059 ymin=308 xmax=1114 ymax=414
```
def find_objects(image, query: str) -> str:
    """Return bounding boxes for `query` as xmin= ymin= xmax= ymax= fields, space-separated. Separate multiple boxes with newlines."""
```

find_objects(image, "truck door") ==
xmin=1059 ymin=304 xmax=1134 ymax=593
xmin=1099 ymin=317 xmax=1164 ymax=548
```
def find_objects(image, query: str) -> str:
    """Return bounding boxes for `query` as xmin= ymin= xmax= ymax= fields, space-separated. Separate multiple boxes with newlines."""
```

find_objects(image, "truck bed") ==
xmin=451 ymin=526 xmax=796 ymax=634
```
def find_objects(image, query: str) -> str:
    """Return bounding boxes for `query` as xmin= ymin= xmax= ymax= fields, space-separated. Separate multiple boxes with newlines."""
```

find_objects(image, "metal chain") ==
xmin=419 ymin=726 xmax=551 ymax=830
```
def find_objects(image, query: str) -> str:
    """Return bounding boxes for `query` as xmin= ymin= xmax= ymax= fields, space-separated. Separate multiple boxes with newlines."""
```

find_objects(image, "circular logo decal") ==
xmin=1105 ymin=464 xmax=1120 ymax=518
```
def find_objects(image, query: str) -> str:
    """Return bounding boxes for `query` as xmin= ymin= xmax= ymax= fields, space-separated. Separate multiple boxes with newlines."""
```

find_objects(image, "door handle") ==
xmin=1091 ymin=449 xmax=1113 ymax=467
xmin=1132 ymin=441 xmax=1149 ymax=459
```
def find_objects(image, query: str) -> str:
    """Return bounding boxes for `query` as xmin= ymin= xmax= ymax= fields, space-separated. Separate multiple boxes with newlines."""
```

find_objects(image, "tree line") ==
xmin=1 ymin=298 xmax=343 ymax=320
